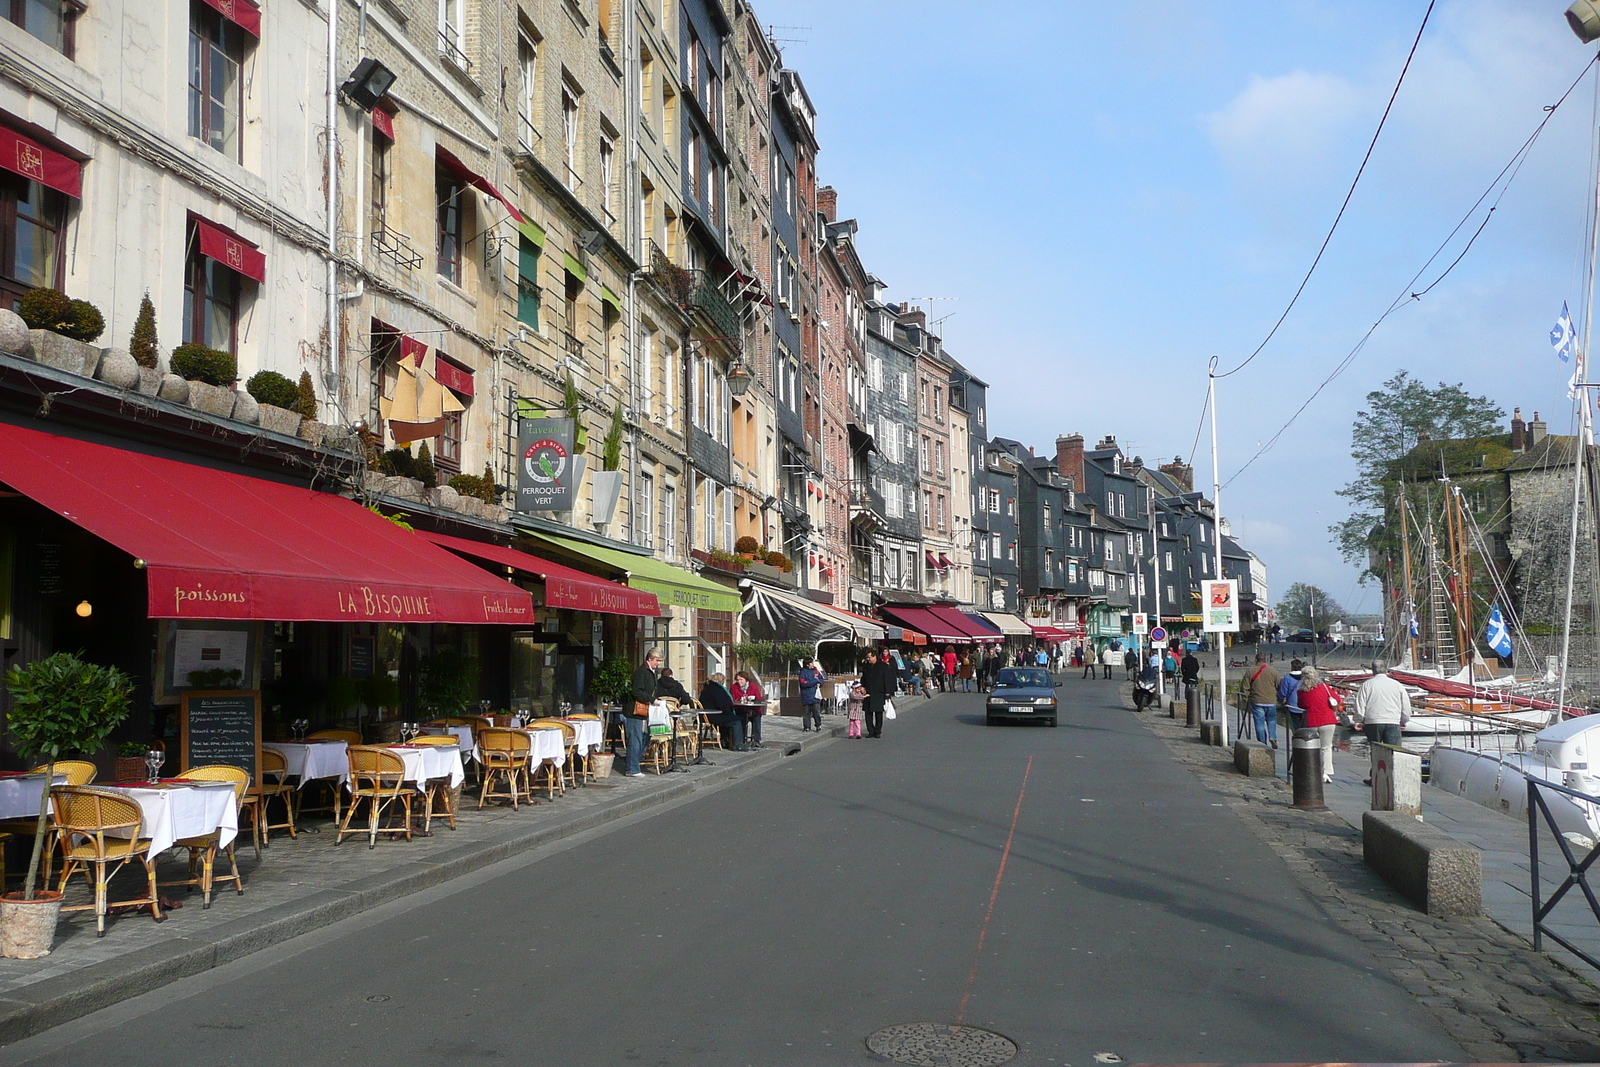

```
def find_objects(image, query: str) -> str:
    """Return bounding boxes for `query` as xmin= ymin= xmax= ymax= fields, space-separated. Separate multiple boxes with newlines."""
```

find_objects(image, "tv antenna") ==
xmin=768 ymin=24 xmax=810 ymax=45
xmin=903 ymin=296 xmax=960 ymax=314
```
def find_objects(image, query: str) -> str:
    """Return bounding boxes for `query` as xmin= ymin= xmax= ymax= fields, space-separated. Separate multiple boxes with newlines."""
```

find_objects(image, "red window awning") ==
xmin=926 ymin=604 xmax=1001 ymax=644
xmin=436 ymin=145 xmax=526 ymax=223
xmin=421 ymin=532 xmax=659 ymax=617
xmin=0 ymin=422 xmax=533 ymax=624
xmin=937 ymin=553 xmax=953 ymax=570
xmin=198 ymin=0 xmax=261 ymax=38
xmin=880 ymin=605 xmax=969 ymax=645
xmin=192 ymin=215 xmax=266 ymax=283
xmin=923 ymin=551 xmax=938 ymax=568
xmin=1030 ymin=624 xmax=1074 ymax=642
xmin=433 ymin=355 xmax=475 ymax=398
xmin=372 ymin=107 xmax=395 ymax=141
xmin=0 ymin=124 xmax=81 ymax=198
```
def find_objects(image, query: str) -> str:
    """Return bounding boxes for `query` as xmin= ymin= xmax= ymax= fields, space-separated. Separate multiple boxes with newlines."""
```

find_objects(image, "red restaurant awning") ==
xmin=372 ymin=107 xmax=395 ymax=141
xmin=880 ymin=605 xmax=969 ymax=645
xmin=192 ymin=215 xmax=266 ymax=283
xmin=437 ymin=145 xmax=526 ymax=223
xmin=926 ymin=604 xmax=1001 ymax=644
xmin=1030 ymin=624 xmax=1073 ymax=642
xmin=0 ymin=422 xmax=533 ymax=624
xmin=422 ymin=532 xmax=659 ymax=617
xmin=0 ymin=124 xmax=81 ymax=198
xmin=198 ymin=0 xmax=261 ymax=38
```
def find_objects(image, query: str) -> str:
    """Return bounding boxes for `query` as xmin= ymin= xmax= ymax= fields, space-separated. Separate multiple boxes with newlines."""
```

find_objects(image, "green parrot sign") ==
xmin=516 ymin=416 xmax=577 ymax=512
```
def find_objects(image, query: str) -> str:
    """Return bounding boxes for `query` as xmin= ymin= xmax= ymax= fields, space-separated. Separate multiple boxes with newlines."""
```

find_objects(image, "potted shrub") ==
xmin=2 ymin=652 xmax=132 ymax=958
xmin=590 ymin=405 xmax=626 ymax=525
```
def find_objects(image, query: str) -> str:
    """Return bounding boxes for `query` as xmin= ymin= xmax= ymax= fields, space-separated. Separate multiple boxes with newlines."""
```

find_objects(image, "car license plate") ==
xmin=1008 ymin=705 xmax=1032 ymax=713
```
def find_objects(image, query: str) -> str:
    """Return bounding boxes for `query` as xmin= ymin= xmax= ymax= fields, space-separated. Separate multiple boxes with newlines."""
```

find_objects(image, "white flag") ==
xmin=1553 ymin=301 xmax=1578 ymax=362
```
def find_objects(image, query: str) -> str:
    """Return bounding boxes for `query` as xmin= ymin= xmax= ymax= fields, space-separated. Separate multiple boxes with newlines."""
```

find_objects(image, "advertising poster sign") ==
xmin=516 ymin=416 xmax=576 ymax=512
xmin=1201 ymin=579 xmax=1240 ymax=633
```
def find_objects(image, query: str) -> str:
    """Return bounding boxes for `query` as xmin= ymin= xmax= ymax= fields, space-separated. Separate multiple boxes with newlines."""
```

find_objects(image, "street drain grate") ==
xmin=865 ymin=1023 xmax=1017 ymax=1066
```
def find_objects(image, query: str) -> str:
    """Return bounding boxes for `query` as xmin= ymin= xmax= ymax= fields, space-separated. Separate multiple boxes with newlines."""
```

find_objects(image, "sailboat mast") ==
xmin=1400 ymin=488 xmax=1418 ymax=668
xmin=1454 ymin=485 xmax=1475 ymax=679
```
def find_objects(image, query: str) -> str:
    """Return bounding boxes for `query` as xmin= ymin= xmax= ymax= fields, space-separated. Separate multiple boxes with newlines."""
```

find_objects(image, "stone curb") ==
xmin=0 ymin=732 xmax=839 ymax=1046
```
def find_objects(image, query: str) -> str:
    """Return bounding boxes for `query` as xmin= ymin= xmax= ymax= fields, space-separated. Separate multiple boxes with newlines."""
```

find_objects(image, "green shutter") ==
xmin=517 ymin=236 xmax=540 ymax=329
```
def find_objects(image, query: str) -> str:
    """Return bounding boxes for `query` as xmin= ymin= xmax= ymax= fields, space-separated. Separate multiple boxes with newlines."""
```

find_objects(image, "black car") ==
xmin=985 ymin=667 xmax=1059 ymax=727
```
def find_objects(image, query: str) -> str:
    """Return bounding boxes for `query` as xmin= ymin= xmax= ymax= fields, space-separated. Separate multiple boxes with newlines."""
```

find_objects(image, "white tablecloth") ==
xmin=263 ymin=740 xmax=350 ymax=788
xmin=0 ymin=774 xmax=63 ymax=821
xmin=383 ymin=745 xmax=465 ymax=791
xmin=422 ymin=725 xmax=476 ymax=759
xmin=563 ymin=719 xmax=603 ymax=755
xmin=102 ymin=782 xmax=238 ymax=856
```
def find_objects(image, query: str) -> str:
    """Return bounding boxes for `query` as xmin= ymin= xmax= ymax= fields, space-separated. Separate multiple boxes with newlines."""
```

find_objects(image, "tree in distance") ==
xmin=1276 ymin=582 xmax=1345 ymax=631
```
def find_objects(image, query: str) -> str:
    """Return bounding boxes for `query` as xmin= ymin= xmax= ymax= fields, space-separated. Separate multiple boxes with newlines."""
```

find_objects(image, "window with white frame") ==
xmin=599 ymin=135 xmax=615 ymax=221
xmin=438 ymin=0 xmax=468 ymax=68
xmin=517 ymin=33 xmax=538 ymax=150
xmin=562 ymin=86 xmax=580 ymax=188
xmin=663 ymin=483 xmax=678 ymax=558
xmin=640 ymin=471 xmax=655 ymax=548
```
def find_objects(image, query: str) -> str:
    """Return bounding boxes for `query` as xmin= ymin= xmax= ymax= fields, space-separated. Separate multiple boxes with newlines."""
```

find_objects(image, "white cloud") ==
xmin=1205 ymin=70 xmax=1370 ymax=184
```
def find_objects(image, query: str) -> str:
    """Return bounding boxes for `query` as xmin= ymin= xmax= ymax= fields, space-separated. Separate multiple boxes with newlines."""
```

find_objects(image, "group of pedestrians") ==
xmin=1241 ymin=654 xmax=1412 ymax=784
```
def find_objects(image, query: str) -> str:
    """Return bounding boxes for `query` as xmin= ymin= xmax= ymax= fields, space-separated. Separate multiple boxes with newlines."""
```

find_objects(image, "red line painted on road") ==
xmin=955 ymin=755 xmax=1032 ymax=1025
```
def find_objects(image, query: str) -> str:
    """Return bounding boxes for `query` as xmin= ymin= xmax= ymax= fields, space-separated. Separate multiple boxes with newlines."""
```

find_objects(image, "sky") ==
xmin=750 ymin=0 xmax=1600 ymax=616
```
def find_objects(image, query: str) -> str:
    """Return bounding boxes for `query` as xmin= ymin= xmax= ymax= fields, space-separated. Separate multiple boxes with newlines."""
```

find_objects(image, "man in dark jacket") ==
xmin=860 ymin=649 xmax=895 ymax=738
xmin=655 ymin=667 xmax=696 ymax=707
xmin=699 ymin=673 xmax=743 ymax=750
xmin=1180 ymin=649 xmax=1201 ymax=695
xmin=624 ymin=648 xmax=662 ymax=777
xmin=798 ymin=659 xmax=826 ymax=732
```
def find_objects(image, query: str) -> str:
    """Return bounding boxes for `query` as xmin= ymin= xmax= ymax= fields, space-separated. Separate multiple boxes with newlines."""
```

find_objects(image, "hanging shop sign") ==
xmin=516 ymin=416 xmax=577 ymax=512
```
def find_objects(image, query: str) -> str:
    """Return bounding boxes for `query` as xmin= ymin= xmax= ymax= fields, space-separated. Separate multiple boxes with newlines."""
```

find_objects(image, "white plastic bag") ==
xmin=884 ymin=699 xmax=897 ymax=720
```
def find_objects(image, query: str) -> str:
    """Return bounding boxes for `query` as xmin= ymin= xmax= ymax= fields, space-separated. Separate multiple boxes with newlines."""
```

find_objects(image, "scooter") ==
xmin=1132 ymin=676 xmax=1158 ymax=710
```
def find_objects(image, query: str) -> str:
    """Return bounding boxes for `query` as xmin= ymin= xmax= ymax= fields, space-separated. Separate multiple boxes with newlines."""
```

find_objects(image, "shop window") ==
xmin=438 ymin=410 xmax=462 ymax=471
xmin=7 ymin=0 xmax=78 ymax=56
xmin=183 ymin=232 xmax=241 ymax=353
xmin=188 ymin=1 xmax=245 ymax=161
xmin=517 ymin=235 xmax=540 ymax=328
xmin=437 ymin=169 xmax=464 ymax=283
xmin=0 ymin=171 xmax=64 ymax=307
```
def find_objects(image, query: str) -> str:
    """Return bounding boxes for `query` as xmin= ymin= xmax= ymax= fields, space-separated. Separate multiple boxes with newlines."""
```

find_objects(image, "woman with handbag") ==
xmin=624 ymin=648 xmax=663 ymax=777
xmin=798 ymin=658 xmax=826 ymax=733
xmin=730 ymin=671 xmax=766 ymax=748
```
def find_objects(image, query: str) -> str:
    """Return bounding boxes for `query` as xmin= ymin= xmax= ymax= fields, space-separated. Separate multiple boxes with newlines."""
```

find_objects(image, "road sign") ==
xmin=1131 ymin=612 xmax=1148 ymax=635
xmin=1150 ymin=626 xmax=1167 ymax=643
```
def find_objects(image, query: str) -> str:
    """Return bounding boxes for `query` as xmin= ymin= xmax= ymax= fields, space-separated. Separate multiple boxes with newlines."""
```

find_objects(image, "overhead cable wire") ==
xmin=1220 ymin=53 xmax=1600 ymax=491
xmin=1214 ymin=0 xmax=1436 ymax=380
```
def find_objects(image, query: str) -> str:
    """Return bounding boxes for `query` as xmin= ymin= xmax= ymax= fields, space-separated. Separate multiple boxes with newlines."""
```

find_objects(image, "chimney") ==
xmin=817 ymin=186 xmax=838 ymax=223
xmin=1511 ymin=406 xmax=1525 ymax=453
xmin=896 ymin=304 xmax=927 ymax=329
xmin=1095 ymin=433 xmax=1118 ymax=452
xmin=1159 ymin=455 xmax=1193 ymax=492
xmin=1055 ymin=434 xmax=1084 ymax=493
xmin=1530 ymin=411 xmax=1547 ymax=446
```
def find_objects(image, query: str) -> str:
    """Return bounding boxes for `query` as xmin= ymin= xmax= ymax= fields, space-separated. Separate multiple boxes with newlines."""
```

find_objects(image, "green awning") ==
xmin=516 ymin=218 xmax=546 ymax=248
xmin=600 ymin=285 xmax=622 ymax=313
xmin=562 ymin=252 xmax=586 ymax=285
xmin=520 ymin=530 xmax=741 ymax=613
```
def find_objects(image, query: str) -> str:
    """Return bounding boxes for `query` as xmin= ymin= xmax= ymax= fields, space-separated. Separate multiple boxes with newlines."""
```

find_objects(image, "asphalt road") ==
xmin=7 ymin=675 xmax=1461 ymax=1065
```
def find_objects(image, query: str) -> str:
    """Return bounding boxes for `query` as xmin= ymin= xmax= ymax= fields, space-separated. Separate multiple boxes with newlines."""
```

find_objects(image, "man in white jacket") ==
xmin=1353 ymin=661 xmax=1409 ymax=749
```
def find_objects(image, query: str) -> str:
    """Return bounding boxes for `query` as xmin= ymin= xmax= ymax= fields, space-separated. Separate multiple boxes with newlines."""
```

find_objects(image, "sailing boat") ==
xmin=379 ymin=345 xmax=464 ymax=445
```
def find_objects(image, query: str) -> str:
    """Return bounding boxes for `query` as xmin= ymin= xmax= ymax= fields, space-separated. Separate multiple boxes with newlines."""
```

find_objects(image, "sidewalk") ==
xmin=0 ymin=709 xmax=854 ymax=1045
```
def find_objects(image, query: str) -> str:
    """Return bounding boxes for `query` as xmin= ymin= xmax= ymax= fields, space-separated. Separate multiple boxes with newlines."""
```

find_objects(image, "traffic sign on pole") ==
xmin=1150 ymin=626 xmax=1167 ymax=643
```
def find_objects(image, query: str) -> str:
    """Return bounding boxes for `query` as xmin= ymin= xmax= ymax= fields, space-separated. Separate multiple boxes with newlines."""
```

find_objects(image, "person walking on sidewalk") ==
xmin=1181 ymin=648 xmax=1201 ymax=695
xmin=941 ymin=647 xmax=958 ymax=692
xmin=798 ymin=658 xmax=827 ymax=733
xmin=1277 ymin=658 xmax=1305 ymax=734
xmin=699 ymin=672 xmax=743 ymax=750
xmin=958 ymin=653 xmax=975 ymax=693
xmin=1100 ymin=643 xmax=1118 ymax=679
xmin=917 ymin=655 xmax=936 ymax=699
xmin=1081 ymin=643 xmax=1097 ymax=679
xmin=1124 ymin=644 xmax=1139 ymax=680
xmin=1298 ymin=666 xmax=1343 ymax=783
xmin=846 ymin=678 xmax=867 ymax=737
xmin=1352 ymin=661 xmax=1409 ymax=749
xmin=860 ymin=649 xmax=896 ymax=737
xmin=625 ymin=648 xmax=662 ymax=777
xmin=1246 ymin=653 xmax=1283 ymax=748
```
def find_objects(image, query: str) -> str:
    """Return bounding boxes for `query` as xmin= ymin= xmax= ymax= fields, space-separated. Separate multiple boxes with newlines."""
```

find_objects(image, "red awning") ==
xmin=421 ymin=532 xmax=659 ymax=617
xmin=937 ymin=553 xmax=953 ymax=569
xmin=880 ymin=605 xmax=969 ymax=644
xmin=0 ymin=125 xmax=81 ymax=198
xmin=372 ymin=108 xmax=395 ymax=141
xmin=433 ymin=355 xmax=475 ymax=398
xmin=1030 ymin=624 xmax=1074 ymax=642
xmin=437 ymin=145 xmax=526 ymax=223
xmin=0 ymin=422 xmax=533 ymax=624
xmin=924 ymin=551 xmax=938 ymax=568
xmin=926 ymin=604 xmax=1001 ymax=644
xmin=192 ymin=215 xmax=265 ymax=283
xmin=198 ymin=0 xmax=261 ymax=37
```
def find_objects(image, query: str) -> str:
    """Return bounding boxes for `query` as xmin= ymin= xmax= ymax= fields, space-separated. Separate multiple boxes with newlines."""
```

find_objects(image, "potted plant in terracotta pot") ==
xmin=2 ymin=652 xmax=132 ymax=958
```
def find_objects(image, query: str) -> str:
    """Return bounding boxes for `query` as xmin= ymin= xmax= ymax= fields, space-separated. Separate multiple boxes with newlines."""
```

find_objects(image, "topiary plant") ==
xmin=61 ymin=300 xmax=105 ymax=342
xmin=602 ymin=404 xmax=624 ymax=471
xmin=129 ymin=292 xmax=159 ymax=368
xmin=735 ymin=535 xmax=762 ymax=556
xmin=170 ymin=343 xmax=237 ymax=386
xmin=246 ymin=370 xmax=301 ymax=409
xmin=5 ymin=652 xmax=132 ymax=899
xmin=16 ymin=287 xmax=74 ymax=333
xmin=380 ymin=448 xmax=416 ymax=478
xmin=765 ymin=550 xmax=791 ymax=572
xmin=293 ymin=370 xmax=318 ymax=420
xmin=413 ymin=441 xmax=438 ymax=487
xmin=588 ymin=654 xmax=636 ymax=706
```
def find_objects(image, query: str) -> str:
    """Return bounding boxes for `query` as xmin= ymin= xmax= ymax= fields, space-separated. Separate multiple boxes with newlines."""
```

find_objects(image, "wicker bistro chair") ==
xmin=166 ymin=765 xmax=247 ymax=908
xmin=336 ymin=747 xmax=412 ymax=849
xmin=254 ymin=747 xmax=297 ymax=848
xmin=477 ymin=729 xmax=532 ymax=809
xmin=307 ymin=728 xmax=362 ymax=744
xmin=51 ymin=786 xmax=162 ymax=936
xmin=565 ymin=714 xmax=603 ymax=783
xmin=0 ymin=760 xmax=100 ymax=890
xmin=641 ymin=699 xmax=678 ymax=775
xmin=404 ymin=736 xmax=459 ymax=832
xmin=526 ymin=722 xmax=572 ymax=798
xmin=699 ymin=713 xmax=725 ymax=751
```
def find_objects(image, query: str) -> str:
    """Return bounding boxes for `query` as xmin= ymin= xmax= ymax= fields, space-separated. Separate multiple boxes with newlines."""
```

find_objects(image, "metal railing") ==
xmin=561 ymin=329 xmax=584 ymax=359
xmin=1529 ymin=776 xmax=1600 ymax=970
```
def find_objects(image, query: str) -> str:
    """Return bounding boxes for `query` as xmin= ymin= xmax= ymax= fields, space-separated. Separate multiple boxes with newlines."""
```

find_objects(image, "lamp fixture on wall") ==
xmin=341 ymin=58 xmax=398 ymax=111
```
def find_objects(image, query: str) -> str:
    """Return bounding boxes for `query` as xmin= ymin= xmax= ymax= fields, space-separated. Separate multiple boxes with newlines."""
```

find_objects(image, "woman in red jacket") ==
xmin=1297 ymin=666 xmax=1343 ymax=783
xmin=730 ymin=671 xmax=766 ymax=749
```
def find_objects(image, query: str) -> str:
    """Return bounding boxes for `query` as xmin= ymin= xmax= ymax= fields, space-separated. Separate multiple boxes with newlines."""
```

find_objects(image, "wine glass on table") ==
xmin=145 ymin=748 xmax=164 ymax=783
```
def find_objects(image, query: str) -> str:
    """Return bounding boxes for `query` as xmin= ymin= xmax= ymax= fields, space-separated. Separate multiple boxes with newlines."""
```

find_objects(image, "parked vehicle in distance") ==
xmin=986 ymin=667 xmax=1058 ymax=727
xmin=1286 ymin=629 xmax=1315 ymax=643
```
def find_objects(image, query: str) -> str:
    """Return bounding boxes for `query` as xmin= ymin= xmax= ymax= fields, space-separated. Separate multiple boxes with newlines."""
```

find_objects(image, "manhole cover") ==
xmin=866 ymin=1023 xmax=1017 ymax=1066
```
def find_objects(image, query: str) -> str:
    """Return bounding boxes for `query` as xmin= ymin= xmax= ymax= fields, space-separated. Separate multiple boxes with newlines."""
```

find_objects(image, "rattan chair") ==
xmin=254 ymin=747 xmax=297 ymax=848
xmin=527 ymin=722 xmax=571 ymax=797
xmin=51 ymin=786 xmax=161 ymax=936
xmin=699 ymin=713 xmax=725 ymax=751
xmin=307 ymin=728 xmax=362 ymax=744
xmin=477 ymin=728 xmax=531 ymax=809
xmin=0 ymin=760 xmax=101 ymax=888
xmin=167 ymin=765 xmax=247 ymax=908
xmin=336 ymin=746 xmax=412 ymax=848
xmin=405 ymin=736 xmax=459 ymax=832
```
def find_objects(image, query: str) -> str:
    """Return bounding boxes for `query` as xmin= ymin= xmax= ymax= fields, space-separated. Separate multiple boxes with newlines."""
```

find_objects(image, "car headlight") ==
xmin=987 ymin=697 xmax=1007 ymax=706
xmin=1035 ymin=697 xmax=1057 ymax=706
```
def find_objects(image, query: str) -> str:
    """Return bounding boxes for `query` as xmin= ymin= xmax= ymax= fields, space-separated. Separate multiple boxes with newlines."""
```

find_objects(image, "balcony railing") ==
xmin=561 ymin=329 xmax=584 ymax=359
xmin=689 ymin=270 xmax=742 ymax=344
xmin=849 ymin=482 xmax=885 ymax=518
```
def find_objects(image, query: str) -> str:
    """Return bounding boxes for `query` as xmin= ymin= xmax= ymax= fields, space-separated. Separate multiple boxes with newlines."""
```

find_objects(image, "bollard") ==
xmin=1185 ymin=685 xmax=1200 ymax=727
xmin=1291 ymin=728 xmax=1326 ymax=810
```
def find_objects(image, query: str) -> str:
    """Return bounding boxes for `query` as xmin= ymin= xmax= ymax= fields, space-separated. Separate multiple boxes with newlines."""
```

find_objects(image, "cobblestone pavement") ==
xmin=1137 ymin=701 xmax=1600 ymax=1063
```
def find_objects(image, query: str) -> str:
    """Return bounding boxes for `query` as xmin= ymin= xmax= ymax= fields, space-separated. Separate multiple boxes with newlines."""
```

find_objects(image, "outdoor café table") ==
xmin=421 ymin=724 xmax=477 ymax=759
xmin=383 ymin=743 xmax=466 ymax=792
xmin=512 ymin=727 xmax=567 ymax=768
xmin=262 ymin=739 xmax=350 ymax=789
xmin=561 ymin=718 xmax=604 ymax=755
xmin=100 ymin=780 xmax=238 ymax=857
xmin=0 ymin=772 xmax=65 ymax=820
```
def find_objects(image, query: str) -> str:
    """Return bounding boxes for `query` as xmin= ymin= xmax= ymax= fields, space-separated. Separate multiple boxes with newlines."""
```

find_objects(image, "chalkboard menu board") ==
xmin=348 ymin=634 xmax=375 ymax=679
xmin=180 ymin=690 xmax=261 ymax=786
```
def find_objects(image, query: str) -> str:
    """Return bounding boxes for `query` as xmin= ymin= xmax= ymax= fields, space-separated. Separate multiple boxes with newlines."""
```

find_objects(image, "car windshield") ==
xmin=997 ymin=668 xmax=1051 ymax=689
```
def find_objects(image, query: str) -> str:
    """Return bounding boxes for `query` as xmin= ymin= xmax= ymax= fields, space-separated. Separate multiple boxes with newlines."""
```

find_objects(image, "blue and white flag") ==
xmin=1553 ymin=301 xmax=1578 ymax=362
xmin=1409 ymin=611 xmax=1419 ymax=639
xmin=1485 ymin=605 xmax=1513 ymax=659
